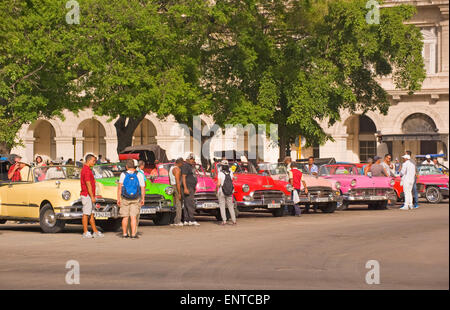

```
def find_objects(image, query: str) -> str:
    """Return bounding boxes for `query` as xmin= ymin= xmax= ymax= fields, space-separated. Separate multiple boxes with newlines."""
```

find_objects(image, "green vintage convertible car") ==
xmin=93 ymin=163 xmax=175 ymax=226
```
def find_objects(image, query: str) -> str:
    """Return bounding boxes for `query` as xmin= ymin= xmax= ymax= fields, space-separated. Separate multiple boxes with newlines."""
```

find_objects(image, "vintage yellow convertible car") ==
xmin=0 ymin=165 xmax=120 ymax=233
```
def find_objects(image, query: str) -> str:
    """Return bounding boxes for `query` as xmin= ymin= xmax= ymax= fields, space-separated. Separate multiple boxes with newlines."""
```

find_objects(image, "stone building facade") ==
xmin=11 ymin=0 xmax=449 ymax=165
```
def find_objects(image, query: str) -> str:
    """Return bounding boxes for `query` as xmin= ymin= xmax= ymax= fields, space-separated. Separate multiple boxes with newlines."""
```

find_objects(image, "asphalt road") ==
xmin=0 ymin=203 xmax=448 ymax=290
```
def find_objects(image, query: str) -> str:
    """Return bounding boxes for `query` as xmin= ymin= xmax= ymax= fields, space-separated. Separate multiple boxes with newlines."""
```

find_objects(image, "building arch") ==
xmin=28 ymin=120 xmax=57 ymax=161
xmin=76 ymin=119 xmax=107 ymax=158
xmin=132 ymin=118 xmax=158 ymax=146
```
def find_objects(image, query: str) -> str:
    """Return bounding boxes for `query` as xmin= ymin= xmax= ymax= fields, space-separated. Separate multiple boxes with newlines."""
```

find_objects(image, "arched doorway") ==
xmin=78 ymin=119 xmax=106 ymax=158
xmin=345 ymin=115 xmax=377 ymax=162
xmin=132 ymin=119 xmax=157 ymax=146
xmin=402 ymin=113 xmax=441 ymax=155
xmin=33 ymin=120 xmax=56 ymax=160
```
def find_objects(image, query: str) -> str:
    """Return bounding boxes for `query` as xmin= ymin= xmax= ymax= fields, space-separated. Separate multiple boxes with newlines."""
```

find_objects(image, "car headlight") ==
xmin=335 ymin=181 xmax=341 ymax=190
xmin=350 ymin=179 xmax=357 ymax=187
xmin=165 ymin=186 xmax=174 ymax=195
xmin=390 ymin=179 xmax=395 ymax=186
xmin=62 ymin=190 xmax=71 ymax=201
xmin=286 ymin=184 xmax=293 ymax=192
xmin=242 ymin=184 xmax=250 ymax=193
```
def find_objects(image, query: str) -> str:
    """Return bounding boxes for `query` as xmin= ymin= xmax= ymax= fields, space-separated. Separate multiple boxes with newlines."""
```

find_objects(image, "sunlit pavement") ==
xmin=0 ymin=201 xmax=448 ymax=290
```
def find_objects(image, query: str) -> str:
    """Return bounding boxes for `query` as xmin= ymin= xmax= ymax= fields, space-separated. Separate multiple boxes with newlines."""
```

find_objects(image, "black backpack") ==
xmin=221 ymin=171 xmax=234 ymax=196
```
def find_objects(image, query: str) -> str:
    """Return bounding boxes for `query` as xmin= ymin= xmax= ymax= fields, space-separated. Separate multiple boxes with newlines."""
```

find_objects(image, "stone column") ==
xmin=54 ymin=137 xmax=75 ymax=162
xmin=320 ymin=134 xmax=349 ymax=162
xmin=23 ymin=138 xmax=35 ymax=164
xmin=75 ymin=137 xmax=84 ymax=162
xmin=439 ymin=6 xmax=449 ymax=72
xmin=104 ymin=137 xmax=118 ymax=162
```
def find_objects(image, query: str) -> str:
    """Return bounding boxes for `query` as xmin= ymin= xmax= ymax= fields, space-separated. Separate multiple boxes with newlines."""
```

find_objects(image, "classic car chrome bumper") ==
xmin=343 ymin=194 xmax=388 ymax=202
xmin=236 ymin=198 xmax=293 ymax=208
xmin=298 ymin=194 xmax=342 ymax=204
xmin=343 ymin=188 xmax=394 ymax=203
xmin=140 ymin=200 xmax=174 ymax=215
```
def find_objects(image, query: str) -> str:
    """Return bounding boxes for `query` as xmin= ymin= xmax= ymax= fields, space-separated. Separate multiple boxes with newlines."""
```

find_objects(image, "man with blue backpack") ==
xmin=117 ymin=159 xmax=146 ymax=239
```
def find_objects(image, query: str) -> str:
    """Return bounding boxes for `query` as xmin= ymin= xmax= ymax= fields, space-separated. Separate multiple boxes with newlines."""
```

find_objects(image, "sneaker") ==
xmin=130 ymin=235 xmax=139 ymax=239
xmin=92 ymin=231 xmax=104 ymax=238
xmin=399 ymin=206 xmax=410 ymax=210
xmin=82 ymin=231 xmax=93 ymax=238
xmin=189 ymin=221 xmax=200 ymax=226
xmin=413 ymin=205 xmax=420 ymax=209
xmin=121 ymin=235 xmax=129 ymax=239
xmin=183 ymin=221 xmax=189 ymax=226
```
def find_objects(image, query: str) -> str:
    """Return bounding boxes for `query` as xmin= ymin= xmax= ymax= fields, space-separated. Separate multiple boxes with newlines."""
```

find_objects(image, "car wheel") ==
xmin=272 ymin=207 xmax=284 ymax=217
xmin=319 ymin=202 xmax=337 ymax=213
xmin=425 ymin=186 xmax=442 ymax=204
xmin=0 ymin=219 xmax=6 ymax=224
xmin=368 ymin=203 xmax=377 ymax=210
xmin=98 ymin=219 xmax=122 ymax=232
xmin=153 ymin=212 xmax=172 ymax=226
xmin=337 ymin=201 xmax=349 ymax=211
xmin=39 ymin=203 xmax=65 ymax=233
xmin=376 ymin=201 xmax=388 ymax=210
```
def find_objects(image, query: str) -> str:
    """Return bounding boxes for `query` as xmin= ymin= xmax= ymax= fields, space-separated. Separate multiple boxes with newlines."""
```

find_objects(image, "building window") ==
xmin=421 ymin=27 xmax=437 ymax=75
xmin=359 ymin=141 xmax=376 ymax=162
xmin=313 ymin=144 xmax=320 ymax=158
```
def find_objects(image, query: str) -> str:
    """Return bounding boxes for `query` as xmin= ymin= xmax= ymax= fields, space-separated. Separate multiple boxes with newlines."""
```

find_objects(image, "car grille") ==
xmin=145 ymin=194 xmax=164 ymax=203
xmin=305 ymin=186 xmax=333 ymax=198
xmin=253 ymin=190 xmax=284 ymax=200
xmin=348 ymin=188 xmax=394 ymax=196
xmin=194 ymin=191 xmax=218 ymax=202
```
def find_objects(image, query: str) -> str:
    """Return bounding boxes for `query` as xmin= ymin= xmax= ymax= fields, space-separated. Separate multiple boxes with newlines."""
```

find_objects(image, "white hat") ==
xmin=132 ymin=159 xmax=139 ymax=167
xmin=426 ymin=154 xmax=431 ymax=159
xmin=220 ymin=159 xmax=229 ymax=166
xmin=402 ymin=154 xmax=411 ymax=160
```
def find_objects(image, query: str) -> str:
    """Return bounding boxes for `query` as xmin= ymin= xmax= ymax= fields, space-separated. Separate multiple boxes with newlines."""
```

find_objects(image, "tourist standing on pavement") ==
xmin=118 ymin=159 xmax=146 ymax=239
xmin=169 ymin=158 xmax=184 ymax=227
xmin=370 ymin=156 xmax=389 ymax=177
xmin=216 ymin=160 xmax=237 ymax=225
xmin=382 ymin=154 xmax=396 ymax=177
xmin=181 ymin=154 xmax=199 ymax=226
xmin=405 ymin=150 xmax=420 ymax=208
xmin=126 ymin=160 xmax=148 ymax=235
xmin=305 ymin=156 xmax=318 ymax=176
xmin=289 ymin=162 xmax=308 ymax=216
xmin=284 ymin=156 xmax=292 ymax=171
xmin=80 ymin=154 xmax=103 ymax=238
xmin=399 ymin=154 xmax=416 ymax=210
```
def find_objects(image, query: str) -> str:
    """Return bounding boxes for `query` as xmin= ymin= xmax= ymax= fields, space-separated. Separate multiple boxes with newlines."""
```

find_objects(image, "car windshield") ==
xmin=319 ymin=165 xmax=358 ymax=176
xmin=257 ymin=163 xmax=287 ymax=176
xmin=418 ymin=165 xmax=444 ymax=175
xmin=227 ymin=162 xmax=257 ymax=174
xmin=33 ymin=165 xmax=81 ymax=182
xmin=92 ymin=163 xmax=126 ymax=179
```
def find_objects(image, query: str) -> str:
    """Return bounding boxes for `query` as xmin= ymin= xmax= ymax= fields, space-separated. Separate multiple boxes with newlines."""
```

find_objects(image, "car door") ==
xmin=1 ymin=167 xmax=32 ymax=218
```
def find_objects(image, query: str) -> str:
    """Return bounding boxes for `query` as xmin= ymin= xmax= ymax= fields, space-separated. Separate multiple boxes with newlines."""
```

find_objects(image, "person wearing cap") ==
xmin=216 ymin=159 xmax=237 ymax=225
xmin=118 ymin=159 xmax=146 ymax=238
xmin=422 ymin=154 xmax=432 ymax=165
xmin=405 ymin=150 xmax=420 ymax=209
xmin=284 ymin=156 xmax=292 ymax=172
xmin=8 ymin=155 xmax=23 ymax=182
xmin=370 ymin=156 xmax=389 ymax=177
xmin=181 ymin=154 xmax=199 ymax=226
xmin=399 ymin=154 xmax=416 ymax=210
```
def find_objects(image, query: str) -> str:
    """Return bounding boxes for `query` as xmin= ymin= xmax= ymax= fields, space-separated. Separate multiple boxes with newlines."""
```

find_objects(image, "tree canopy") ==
xmin=0 ymin=0 xmax=425 ymax=158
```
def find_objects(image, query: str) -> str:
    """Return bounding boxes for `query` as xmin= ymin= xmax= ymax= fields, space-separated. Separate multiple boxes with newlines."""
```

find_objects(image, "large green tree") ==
xmin=0 ymin=0 xmax=84 ymax=154
xmin=70 ymin=0 xmax=212 ymax=153
xmin=203 ymin=0 xmax=426 ymax=159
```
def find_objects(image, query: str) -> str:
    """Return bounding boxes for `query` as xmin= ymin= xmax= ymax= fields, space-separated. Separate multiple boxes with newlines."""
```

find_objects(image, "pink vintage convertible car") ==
xmin=257 ymin=162 xmax=342 ymax=213
xmin=319 ymin=164 xmax=396 ymax=210
xmin=152 ymin=163 xmax=221 ymax=218
xmin=416 ymin=164 xmax=449 ymax=203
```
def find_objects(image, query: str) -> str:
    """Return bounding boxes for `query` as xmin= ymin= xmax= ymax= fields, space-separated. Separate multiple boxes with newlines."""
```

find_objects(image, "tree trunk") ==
xmin=0 ymin=142 xmax=11 ymax=155
xmin=114 ymin=115 xmax=146 ymax=154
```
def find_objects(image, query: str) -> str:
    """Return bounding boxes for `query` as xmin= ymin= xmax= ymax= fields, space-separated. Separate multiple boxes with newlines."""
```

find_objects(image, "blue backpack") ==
xmin=121 ymin=171 xmax=141 ymax=200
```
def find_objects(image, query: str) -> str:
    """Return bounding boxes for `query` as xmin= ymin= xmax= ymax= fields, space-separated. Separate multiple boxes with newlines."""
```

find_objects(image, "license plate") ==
xmin=369 ymin=196 xmax=384 ymax=200
xmin=268 ymin=203 xmax=281 ymax=209
xmin=141 ymin=208 xmax=157 ymax=214
xmin=316 ymin=198 xmax=329 ymax=202
xmin=203 ymin=203 xmax=218 ymax=209
xmin=94 ymin=212 xmax=110 ymax=218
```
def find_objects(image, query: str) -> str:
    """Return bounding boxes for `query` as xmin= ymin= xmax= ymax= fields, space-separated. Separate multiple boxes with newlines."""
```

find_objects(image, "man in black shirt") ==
xmin=181 ymin=153 xmax=199 ymax=226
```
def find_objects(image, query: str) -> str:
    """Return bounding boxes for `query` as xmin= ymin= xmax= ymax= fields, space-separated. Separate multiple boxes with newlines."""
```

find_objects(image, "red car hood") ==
xmin=234 ymin=173 xmax=276 ymax=188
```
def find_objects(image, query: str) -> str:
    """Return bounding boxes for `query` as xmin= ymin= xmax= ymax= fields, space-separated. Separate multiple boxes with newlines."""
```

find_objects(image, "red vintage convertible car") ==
xmin=211 ymin=161 xmax=294 ymax=217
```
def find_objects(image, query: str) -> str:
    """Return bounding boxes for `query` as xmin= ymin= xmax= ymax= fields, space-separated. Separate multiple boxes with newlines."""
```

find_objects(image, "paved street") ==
xmin=0 ymin=203 xmax=448 ymax=290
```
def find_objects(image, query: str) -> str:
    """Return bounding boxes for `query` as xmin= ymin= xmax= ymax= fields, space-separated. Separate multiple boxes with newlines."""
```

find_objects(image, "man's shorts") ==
xmin=119 ymin=198 xmax=141 ymax=217
xmin=81 ymin=195 xmax=94 ymax=215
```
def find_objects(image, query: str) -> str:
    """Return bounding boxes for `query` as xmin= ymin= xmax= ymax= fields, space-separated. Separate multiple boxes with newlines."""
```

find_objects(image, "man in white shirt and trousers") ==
xmin=400 ymin=154 xmax=416 ymax=210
